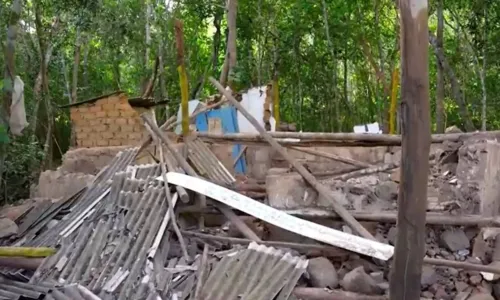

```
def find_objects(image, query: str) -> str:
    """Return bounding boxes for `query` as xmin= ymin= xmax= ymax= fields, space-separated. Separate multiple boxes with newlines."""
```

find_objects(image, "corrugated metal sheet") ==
xmin=186 ymin=138 xmax=236 ymax=185
xmin=0 ymin=278 xmax=100 ymax=300
xmin=200 ymin=242 xmax=308 ymax=300
xmin=0 ymin=148 xmax=140 ymax=284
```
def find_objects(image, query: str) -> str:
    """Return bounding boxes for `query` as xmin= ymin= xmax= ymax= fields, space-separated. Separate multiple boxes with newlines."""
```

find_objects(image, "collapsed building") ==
xmin=1 ymin=86 xmax=500 ymax=300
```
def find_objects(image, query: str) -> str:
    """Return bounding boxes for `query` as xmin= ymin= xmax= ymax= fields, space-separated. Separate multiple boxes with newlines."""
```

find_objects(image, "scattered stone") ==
xmin=454 ymin=289 xmax=472 ymax=300
xmin=0 ymin=218 xmax=18 ymax=238
xmin=369 ymin=271 xmax=384 ymax=283
xmin=448 ymin=268 xmax=459 ymax=277
xmin=455 ymin=281 xmax=469 ymax=292
xmin=441 ymin=229 xmax=470 ymax=252
xmin=374 ymin=181 xmax=398 ymax=200
xmin=470 ymin=274 xmax=483 ymax=285
xmin=376 ymin=282 xmax=389 ymax=291
xmin=472 ymin=235 xmax=489 ymax=263
xmin=445 ymin=125 xmax=463 ymax=134
xmin=421 ymin=291 xmax=434 ymax=298
xmin=306 ymin=257 xmax=338 ymax=288
xmin=387 ymin=227 xmax=398 ymax=245
xmin=481 ymin=261 xmax=500 ymax=281
xmin=421 ymin=266 xmax=439 ymax=287
xmin=341 ymin=266 xmax=383 ymax=295
xmin=434 ymin=286 xmax=449 ymax=300
xmin=468 ymin=293 xmax=495 ymax=300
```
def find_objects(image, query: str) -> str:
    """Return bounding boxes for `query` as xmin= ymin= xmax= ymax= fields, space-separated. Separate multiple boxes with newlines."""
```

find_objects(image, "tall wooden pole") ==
xmin=174 ymin=19 xmax=189 ymax=136
xmin=389 ymin=1 xmax=431 ymax=300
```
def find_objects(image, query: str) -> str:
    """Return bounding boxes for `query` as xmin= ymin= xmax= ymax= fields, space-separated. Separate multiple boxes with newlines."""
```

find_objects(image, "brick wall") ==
xmin=70 ymin=93 xmax=149 ymax=148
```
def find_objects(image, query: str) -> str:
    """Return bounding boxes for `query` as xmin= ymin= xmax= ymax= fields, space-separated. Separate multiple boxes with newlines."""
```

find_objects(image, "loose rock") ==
xmin=467 ymin=293 xmax=495 ymax=300
xmin=441 ymin=229 xmax=470 ymax=252
xmin=387 ymin=227 xmax=398 ymax=245
xmin=374 ymin=181 xmax=398 ymax=201
xmin=421 ymin=266 xmax=439 ymax=287
xmin=341 ymin=266 xmax=383 ymax=295
xmin=306 ymin=257 xmax=338 ymax=288
xmin=0 ymin=218 xmax=18 ymax=238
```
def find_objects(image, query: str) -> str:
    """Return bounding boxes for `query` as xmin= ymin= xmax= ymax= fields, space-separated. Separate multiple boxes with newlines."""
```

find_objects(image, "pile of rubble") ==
xmin=2 ymin=102 xmax=500 ymax=300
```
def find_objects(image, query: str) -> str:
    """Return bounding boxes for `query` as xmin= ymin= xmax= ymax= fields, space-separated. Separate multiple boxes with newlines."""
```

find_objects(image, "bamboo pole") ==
xmin=174 ymin=19 xmax=189 ymax=136
xmin=0 ymin=246 xmax=56 ymax=257
xmin=209 ymin=77 xmax=375 ymax=240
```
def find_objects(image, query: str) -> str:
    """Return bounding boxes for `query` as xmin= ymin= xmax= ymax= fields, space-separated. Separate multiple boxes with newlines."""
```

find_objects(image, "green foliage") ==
xmin=1 ymin=0 xmax=500 ymax=202
xmin=1 ymin=136 xmax=45 ymax=203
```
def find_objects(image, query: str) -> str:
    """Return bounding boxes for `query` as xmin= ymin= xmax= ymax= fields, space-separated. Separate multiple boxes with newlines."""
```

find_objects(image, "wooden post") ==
xmin=174 ymin=19 xmax=189 ymax=136
xmin=389 ymin=1 xmax=431 ymax=300
xmin=209 ymin=77 xmax=375 ymax=240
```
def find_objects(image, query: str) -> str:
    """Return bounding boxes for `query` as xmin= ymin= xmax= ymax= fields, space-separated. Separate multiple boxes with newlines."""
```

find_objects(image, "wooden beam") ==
xmin=389 ymin=1 xmax=431 ymax=300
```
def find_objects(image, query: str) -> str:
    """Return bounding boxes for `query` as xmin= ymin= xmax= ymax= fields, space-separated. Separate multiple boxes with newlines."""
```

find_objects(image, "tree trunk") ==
xmin=0 ymin=0 xmax=22 ymax=192
xmin=227 ymin=0 xmax=237 ymax=88
xmin=70 ymin=28 xmax=82 ymax=147
xmin=220 ymin=0 xmax=237 ymax=89
xmin=390 ymin=1 xmax=431 ymax=300
xmin=429 ymin=32 xmax=475 ymax=132
xmin=436 ymin=0 xmax=445 ymax=133
xmin=212 ymin=5 xmax=223 ymax=74
xmin=321 ymin=0 xmax=340 ymax=132
xmin=174 ymin=19 xmax=189 ymax=136
xmin=481 ymin=6 xmax=487 ymax=131
xmin=32 ymin=16 xmax=59 ymax=136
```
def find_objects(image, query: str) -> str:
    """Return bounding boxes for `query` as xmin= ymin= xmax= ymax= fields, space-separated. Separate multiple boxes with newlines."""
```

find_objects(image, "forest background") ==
xmin=0 ymin=0 xmax=496 ymax=202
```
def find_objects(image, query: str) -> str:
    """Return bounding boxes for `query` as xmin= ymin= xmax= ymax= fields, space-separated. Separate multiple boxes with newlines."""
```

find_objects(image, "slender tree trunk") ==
xmin=61 ymin=56 xmax=72 ymax=103
xmin=429 ymin=32 xmax=475 ymax=132
xmin=212 ymin=5 xmax=223 ymax=74
xmin=83 ymin=39 xmax=90 ymax=90
xmin=32 ymin=17 xmax=59 ymax=135
xmin=390 ymin=1 xmax=430 ymax=300
xmin=227 ymin=0 xmax=237 ymax=88
xmin=321 ymin=0 xmax=340 ymax=132
xmin=145 ymin=0 xmax=151 ymax=69
xmin=70 ymin=28 xmax=81 ymax=147
xmin=220 ymin=0 xmax=237 ymax=88
xmin=375 ymin=0 xmax=389 ymax=133
xmin=436 ymin=0 xmax=445 ymax=133
xmin=481 ymin=6 xmax=487 ymax=131
xmin=1 ymin=0 xmax=23 ymax=193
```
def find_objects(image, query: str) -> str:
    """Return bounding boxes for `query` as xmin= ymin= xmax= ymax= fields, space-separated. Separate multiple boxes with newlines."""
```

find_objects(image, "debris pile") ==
xmin=2 ymin=88 xmax=500 ymax=300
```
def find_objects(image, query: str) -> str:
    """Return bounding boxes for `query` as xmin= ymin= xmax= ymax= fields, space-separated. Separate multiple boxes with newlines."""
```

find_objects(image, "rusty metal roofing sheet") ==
xmin=200 ymin=242 xmax=308 ymax=300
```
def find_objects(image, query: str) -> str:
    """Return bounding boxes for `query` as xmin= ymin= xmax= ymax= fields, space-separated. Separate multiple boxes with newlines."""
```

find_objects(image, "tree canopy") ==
xmin=0 ymin=0 xmax=498 ymax=202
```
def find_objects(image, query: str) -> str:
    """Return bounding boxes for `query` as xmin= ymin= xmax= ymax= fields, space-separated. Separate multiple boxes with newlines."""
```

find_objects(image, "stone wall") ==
xmin=70 ymin=93 xmax=149 ymax=147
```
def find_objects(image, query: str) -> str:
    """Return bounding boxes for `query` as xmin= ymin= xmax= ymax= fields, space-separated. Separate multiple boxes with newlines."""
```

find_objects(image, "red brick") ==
xmin=115 ymin=118 xmax=127 ymax=125
xmin=107 ymin=110 xmax=120 ymax=117
xmin=121 ymin=125 xmax=134 ymax=132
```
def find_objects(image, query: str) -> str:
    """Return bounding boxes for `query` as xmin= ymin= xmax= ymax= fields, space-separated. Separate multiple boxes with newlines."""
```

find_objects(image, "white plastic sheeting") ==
xmin=174 ymin=99 xmax=204 ymax=135
xmin=237 ymin=86 xmax=276 ymax=133
xmin=9 ymin=76 xmax=28 ymax=136
xmin=353 ymin=122 xmax=382 ymax=134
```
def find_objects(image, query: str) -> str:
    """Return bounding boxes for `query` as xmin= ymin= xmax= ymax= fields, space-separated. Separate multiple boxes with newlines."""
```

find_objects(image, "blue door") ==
xmin=195 ymin=107 xmax=247 ymax=174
